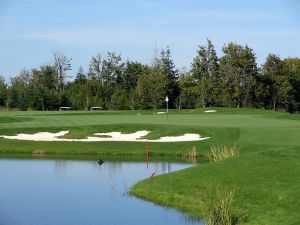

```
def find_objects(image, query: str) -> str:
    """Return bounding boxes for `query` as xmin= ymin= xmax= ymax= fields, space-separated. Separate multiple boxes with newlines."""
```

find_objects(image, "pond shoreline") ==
xmin=0 ymin=152 xmax=205 ymax=163
xmin=0 ymin=157 xmax=202 ymax=225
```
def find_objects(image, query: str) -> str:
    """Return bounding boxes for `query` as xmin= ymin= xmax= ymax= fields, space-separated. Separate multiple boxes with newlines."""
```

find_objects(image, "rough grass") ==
xmin=185 ymin=146 xmax=198 ymax=164
xmin=186 ymin=146 xmax=198 ymax=158
xmin=208 ymin=145 xmax=239 ymax=161
xmin=197 ymin=181 xmax=238 ymax=225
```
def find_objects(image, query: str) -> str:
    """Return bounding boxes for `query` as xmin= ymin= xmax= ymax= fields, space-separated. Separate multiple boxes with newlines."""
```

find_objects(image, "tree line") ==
xmin=0 ymin=40 xmax=299 ymax=113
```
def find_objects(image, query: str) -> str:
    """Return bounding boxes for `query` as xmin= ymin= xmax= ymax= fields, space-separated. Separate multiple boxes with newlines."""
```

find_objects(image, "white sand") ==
xmin=156 ymin=112 xmax=166 ymax=115
xmin=204 ymin=110 xmax=217 ymax=113
xmin=0 ymin=130 xmax=209 ymax=142
xmin=150 ymin=134 xmax=209 ymax=142
xmin=0 ymin=131 xmax=69 ymax=141
xmin=93 ymin=131 xmax=150 ymax=141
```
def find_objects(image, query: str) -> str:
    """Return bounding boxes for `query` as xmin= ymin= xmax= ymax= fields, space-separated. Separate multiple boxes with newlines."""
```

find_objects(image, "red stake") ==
xmin=146 ymin=140 xmax=149 ymax=168
xmin=151 ymin=172 xmax=155 ymax=178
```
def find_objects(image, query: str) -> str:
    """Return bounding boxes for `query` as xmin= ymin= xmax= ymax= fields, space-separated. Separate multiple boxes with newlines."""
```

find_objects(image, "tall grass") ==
xmin=198 ymin=181 xmax=238 ymax=225
xmin=185 ymin=146 xmax=198 ymax=163
xmin=208 ymin=145 xmax=239 ymax=162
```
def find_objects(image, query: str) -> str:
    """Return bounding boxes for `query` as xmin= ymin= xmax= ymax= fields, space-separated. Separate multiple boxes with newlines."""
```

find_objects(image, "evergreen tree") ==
xmin=124 ymin=61 xmax=147 ymax=109
xmin=160 ymin=47 xmax=180 ymax=108
xmin=135 ymin=70 xmax=153 ymax=109
xmin=191 ymin=39 xmax=219 ymax=108
xmin=67 ymin=66 xmax=88 ymax=110
xmin=135 ymin=64 xmax=166 ymax=109
xmin=178 ymin=72 xmax=198 ymax=108
xmin=206 ymin=40 xmax=221 ymax=105
xmin=150 ymin=63 xmax=167 ymax=109
xmin=0 ymin=75 xmax=8 ymax=107
xmin=101 ymin=52 xmax=125 ymax=109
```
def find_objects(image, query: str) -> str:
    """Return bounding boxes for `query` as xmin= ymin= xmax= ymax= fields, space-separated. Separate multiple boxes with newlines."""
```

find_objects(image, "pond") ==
xmin=0 ymin=157 xmax=203 ymax=225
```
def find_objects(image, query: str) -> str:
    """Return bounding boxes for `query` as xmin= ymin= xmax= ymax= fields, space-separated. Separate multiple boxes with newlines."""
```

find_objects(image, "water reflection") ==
xmin=54 ymin=160 xmax=68 ymax=172
xmin=0 ymin=158 xmax=204 ymax=225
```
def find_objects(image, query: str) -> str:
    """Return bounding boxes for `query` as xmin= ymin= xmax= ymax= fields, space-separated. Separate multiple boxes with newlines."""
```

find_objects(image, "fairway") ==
xmin=0 ymin=108 xmax=300 ymax=224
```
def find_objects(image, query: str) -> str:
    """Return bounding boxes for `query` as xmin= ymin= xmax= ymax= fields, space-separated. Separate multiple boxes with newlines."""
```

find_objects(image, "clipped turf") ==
xmin=0 ymin=108 xmax=300 ymax=224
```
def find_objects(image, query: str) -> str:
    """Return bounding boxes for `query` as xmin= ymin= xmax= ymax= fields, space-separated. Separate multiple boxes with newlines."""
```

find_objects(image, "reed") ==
xmin=198 ymin=181 xmax=237 ymax=225
xmin=185 ymin=146 xmax=198 ymax=163
xmin=208 ymin=145 xmax=239 ymax=162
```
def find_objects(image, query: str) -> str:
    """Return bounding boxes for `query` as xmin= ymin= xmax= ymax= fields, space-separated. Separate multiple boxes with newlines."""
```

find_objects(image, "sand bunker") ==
xmin=93 ymin=131 xmax=150 ymax=141
xmin=204 ymin=110 xmax=217 ymax=113
xmin=150 ymin=133 xmax=209 ymax=142
xmin=0 ymin=131 xmax=209 ymax=142
xmin=156 ymin=112 xmax=166 ymax=115
xmin=0 ymin=131 xmax=69 ymax=141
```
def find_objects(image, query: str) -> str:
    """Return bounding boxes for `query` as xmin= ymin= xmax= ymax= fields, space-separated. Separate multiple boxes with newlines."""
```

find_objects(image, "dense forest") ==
xmin=0 ymin=40 xmax=299 ymax=113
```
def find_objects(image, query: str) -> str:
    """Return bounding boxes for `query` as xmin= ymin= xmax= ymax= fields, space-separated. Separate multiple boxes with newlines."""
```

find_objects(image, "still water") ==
xmin=0 ymin=158 xmax=203 ymax=225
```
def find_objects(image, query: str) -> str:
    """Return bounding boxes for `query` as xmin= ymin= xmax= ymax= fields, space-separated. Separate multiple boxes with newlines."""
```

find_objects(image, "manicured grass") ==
xmin=131 ymin=147 xmax=300 ymax=224
xmin=0 ymin=108 xmax=300 ymax=224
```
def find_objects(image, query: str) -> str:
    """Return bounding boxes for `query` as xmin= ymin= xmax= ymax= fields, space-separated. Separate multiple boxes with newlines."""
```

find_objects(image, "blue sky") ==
xmin=0 ymin=0 xmax=300 ymax=80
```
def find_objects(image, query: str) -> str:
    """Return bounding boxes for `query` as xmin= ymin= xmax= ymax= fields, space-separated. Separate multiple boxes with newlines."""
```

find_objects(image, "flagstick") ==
xmin=165 ymin=96 xmax=169 ymax=120
xmin=146 ymin=140 xmax=149 ymax=169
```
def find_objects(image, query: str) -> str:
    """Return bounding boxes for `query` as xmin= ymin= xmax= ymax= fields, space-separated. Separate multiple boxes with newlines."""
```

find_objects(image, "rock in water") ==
xmin=98 ymin=159 xmax=104 ymax=165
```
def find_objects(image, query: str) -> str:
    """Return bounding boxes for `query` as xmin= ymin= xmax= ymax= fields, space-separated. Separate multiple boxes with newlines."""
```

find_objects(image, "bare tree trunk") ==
xmin=243 ymin=91 xmax=249 ymax=108
xmin=53 ymin=52 xmax=71 ymax=95
xmin=271 ymin=94 xmax=277 ymax=110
